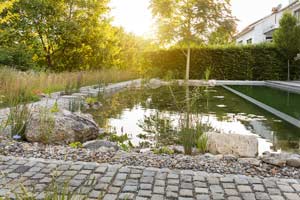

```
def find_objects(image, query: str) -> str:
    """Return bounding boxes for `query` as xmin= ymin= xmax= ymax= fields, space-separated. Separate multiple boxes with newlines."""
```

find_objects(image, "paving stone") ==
xmin=270 ymin=195 xmax=285 ymax=200
xmin=228 ymin=197 xmax=242 ymax=200
xmin=283 ymin=193 xmax=300 ymax=200
xmin=196 ymin=194 xmax=210 ymax=200
xmin=151 ymin=194 xmax=164 ymax=200
xmin=278 ymin=184 xmax=295 ymax=192
xmin=166 ymin=191 xmax=178 ymax=198
xmin=241 ymin=193 xmax=256 ymax=200
xmin=225 ymin=189 xmax=238 ymax=196
xmin=210 ymin=185 xmax=224 ymax=193
xmin=195 ymin=187 xmax=209 ymax=194
xmin=291 ymin=184 xmax=300 ymax=192
xmin=153 ymin=186 xmax=165 ymax=194
xmin=103 ymin=194 xmax=117 ymax=200
xmin=254 ymin=184 xmax=265 ymax=192
xmin=123 ymin=185 xmax=138 ymax=192
xmin=138 ymin=190 xmax=152 ymax=197
xmin=223 ymin=183 xmax=236 ymax=189
xmin=168 ymin=179 xmax=180 ymax=185
xmin=179 ymin=189 xmax=193 ymax=197
xmin=212 ymin=193 xmax=225 ymax=199
xmin=255 ymin=192 xmax=270 ymax=200
xmin=207 ymin=177 xmax=219 ymax=185
xmin=166 ymin=185 xmax=179 ymax=192
xmin=237 ymin=185 xmax=252 ymax=193
xmin=194 ymin=181 xmax=207 ymax=187
xmin=140 ymin=184 xmax=152 ymax=190
xmin=0 ymin=156 xmax=299 ymax=200
xmin=119 ymin=193 xmax=135 ymax=200
xmin=267 ymin=188 xmax=281 ymax=195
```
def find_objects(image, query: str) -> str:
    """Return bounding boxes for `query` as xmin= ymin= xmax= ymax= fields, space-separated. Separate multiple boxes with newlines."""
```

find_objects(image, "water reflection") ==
xmin=88 ymin=86 xmax=300 ymax=154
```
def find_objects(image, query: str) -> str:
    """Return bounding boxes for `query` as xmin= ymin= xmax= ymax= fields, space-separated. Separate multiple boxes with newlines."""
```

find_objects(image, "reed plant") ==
xmin=0 ymin=67 xmax=137 ymax=107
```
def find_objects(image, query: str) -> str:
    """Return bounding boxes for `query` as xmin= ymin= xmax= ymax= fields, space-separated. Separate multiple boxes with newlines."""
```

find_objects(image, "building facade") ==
xmin=236 ymin=0 xmax=300 ymax=44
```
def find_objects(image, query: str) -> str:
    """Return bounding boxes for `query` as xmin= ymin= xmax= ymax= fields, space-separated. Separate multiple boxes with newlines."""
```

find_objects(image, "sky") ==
xmin=109 ymin=0 xmax=290 ymax=37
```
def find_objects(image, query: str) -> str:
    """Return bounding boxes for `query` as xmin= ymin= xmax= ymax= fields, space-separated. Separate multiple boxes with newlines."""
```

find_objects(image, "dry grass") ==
xmin=0 ymin=67 xmax=137 ymax=106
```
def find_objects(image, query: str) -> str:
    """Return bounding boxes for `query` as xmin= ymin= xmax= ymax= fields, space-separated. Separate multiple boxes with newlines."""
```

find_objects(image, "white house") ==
xmin=236 ymin=0 xmax=300 ymax=44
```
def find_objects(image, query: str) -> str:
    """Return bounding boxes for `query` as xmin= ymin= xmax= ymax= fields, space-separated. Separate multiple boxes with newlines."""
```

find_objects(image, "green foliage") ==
xmin=109 ymin=133 xmax=129 ymax=144
xmin=196 ymin=134 xmax=208 ymax=153
xmin=37 ymin=107 xmax=55 ymax=144
xmin=153 ymin=146 xmax=174 ymax=155
xmin=85 ymin=97 xmax=97 ymax=105
xmin=69 ymin=141 xmax=83 ymax=149
xmin=108 ymin=133 xmax=134 ymax=152
xmin=2 ymin=175 xmax=102 ymax=200
xmin=143 ymin=44 xmax=299 ymax=80
xmin=149 ymin=0 xmax=236 ymax=46
xmin=273 ymin=12 xmax=300 ymax=60
xmin=7 ymin=104 xmax=30 ymax=140
xmin=50 ymin=101 xmax=59 ymax=113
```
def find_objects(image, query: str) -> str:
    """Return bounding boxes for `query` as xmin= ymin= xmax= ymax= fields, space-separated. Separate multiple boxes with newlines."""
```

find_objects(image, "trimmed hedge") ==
xmin=143 ymin=45 xmax=300 ymax=80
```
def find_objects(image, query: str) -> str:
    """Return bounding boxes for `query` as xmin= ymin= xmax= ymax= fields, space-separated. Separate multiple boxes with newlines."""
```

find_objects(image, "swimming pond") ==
xmin=88 ymin=86 xmax=300 ymax=154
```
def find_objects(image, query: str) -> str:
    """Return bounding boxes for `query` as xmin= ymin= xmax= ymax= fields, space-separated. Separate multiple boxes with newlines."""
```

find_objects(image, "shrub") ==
xmin=196 ymin=134 xmax=208 ymax=153
xmin=69 ymin=142 xmax=83 ymax=149
xmin=7 ymin=104 xmax=30 ymax=140
xmin=153 ymin=146 xmax=174 ymax=155
xmin=143 ymin=44 xmax=300 ymax=80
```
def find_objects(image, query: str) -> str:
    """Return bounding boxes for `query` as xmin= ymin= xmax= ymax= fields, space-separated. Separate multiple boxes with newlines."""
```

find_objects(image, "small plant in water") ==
xmin=69 ymin=141 xmax=83 ymax=149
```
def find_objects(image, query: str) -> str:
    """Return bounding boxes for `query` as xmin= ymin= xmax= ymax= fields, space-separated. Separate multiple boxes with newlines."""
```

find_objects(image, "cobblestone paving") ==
xmin=0 ymin=156 xmax=300 ymax=200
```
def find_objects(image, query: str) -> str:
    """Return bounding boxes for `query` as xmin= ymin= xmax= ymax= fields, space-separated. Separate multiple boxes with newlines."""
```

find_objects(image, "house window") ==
xmin=247 ymin=38 xmax=252 ymax=44
xmin=266 ymin=36 xmax=273 ymax=42
xmin=238 ymin=40 xmax=243 ymax=44
xmin=295 ymin=9 xmax=300 ymax=23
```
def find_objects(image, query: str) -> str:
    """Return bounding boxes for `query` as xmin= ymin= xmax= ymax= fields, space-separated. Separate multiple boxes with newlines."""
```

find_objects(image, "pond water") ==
xmin=88 ymin=86 xmax=300 ymax=154
xmin=229 ymin=85 xmax=300 ymax=120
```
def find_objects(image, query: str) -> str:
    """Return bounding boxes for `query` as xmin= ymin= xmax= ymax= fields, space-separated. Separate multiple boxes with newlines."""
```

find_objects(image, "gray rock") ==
xmin=238 ymin=158 xmax=261 ymax=166
xmin=286 ymin=154 xmax=300 ymax=168
xmin=207 ymin=132 xmax=258 ymax=158
xmin=83 ymin=140 xmax=119 ymax=151
xmin=25 ymin=109 xmax=99 ymax=144
xmin=262 ymin=154 xmax=286 ymax=167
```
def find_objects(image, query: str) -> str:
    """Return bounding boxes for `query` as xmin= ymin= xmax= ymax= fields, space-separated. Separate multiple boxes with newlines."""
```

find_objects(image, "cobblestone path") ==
xmin=0 ymin=156 xmax=300 ymax=200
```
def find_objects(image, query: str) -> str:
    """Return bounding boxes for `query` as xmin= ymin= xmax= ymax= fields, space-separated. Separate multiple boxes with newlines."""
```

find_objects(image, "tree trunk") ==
xmin=288 ymin=59 xmax=290 ymax=81
xmin=186 ymin=43 xmax=191 ymax=82
xmin=46 ymin=53 xmax=52 ymax=69
xmin=185 ymin=43 xmax=191 ymax=129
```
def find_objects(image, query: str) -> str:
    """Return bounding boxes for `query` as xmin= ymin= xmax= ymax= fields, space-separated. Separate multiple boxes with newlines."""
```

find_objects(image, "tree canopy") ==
xmin=150 ymin=0 xmax=236 ymax=80
xmin=273 ymin=12 xmax=300 ymax=80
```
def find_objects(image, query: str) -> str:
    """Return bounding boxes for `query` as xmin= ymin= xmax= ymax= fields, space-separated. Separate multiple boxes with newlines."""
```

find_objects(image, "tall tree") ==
xmin=273 ymin=12 xmax=300 ymax=81
xmin=1 ymin=0 xmax=117 ymax=71
xmin=150 ymin=0 xmax=236 ymax=81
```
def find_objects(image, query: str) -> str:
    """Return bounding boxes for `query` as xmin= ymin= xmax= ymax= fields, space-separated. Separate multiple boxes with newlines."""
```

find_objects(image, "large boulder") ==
xmin=261 ymin=153 xmax=300 ymax=168
xmin=207 ymin=132 xmax=258 ymax=158
xmin=25 ymin=109 xmax=100 ymax=144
